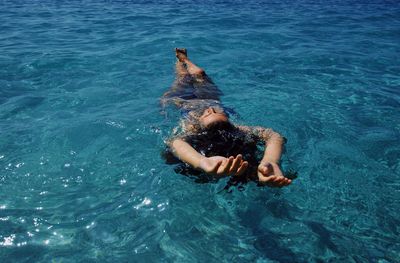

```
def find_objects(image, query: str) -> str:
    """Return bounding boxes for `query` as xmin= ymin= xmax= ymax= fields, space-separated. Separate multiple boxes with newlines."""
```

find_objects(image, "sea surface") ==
xmin=1 ymin=0 xmax=399 ymax=262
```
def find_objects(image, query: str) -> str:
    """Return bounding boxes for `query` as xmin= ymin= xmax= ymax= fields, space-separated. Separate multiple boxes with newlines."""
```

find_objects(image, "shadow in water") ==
xmin=306 ymin=221 xmax=338 ymax=253
xmin=1 ymin=96 xmax=45 ymax=119
xmin=238 ymin=205 xmax=306 ymax=263
xmin=0 ymin=245 xmax=47 ymax=262
xmin=264 ymin=198 xmax=301 ymax=221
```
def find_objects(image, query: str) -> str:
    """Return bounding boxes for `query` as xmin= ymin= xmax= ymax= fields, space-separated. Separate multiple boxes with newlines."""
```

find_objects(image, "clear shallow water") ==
xmin=1 ymin=0 xmax=399 ymax=262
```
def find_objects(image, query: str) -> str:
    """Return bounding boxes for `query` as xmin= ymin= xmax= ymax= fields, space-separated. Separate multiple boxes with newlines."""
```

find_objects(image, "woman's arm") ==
xmin=238 ymin=126 xmax=291 ymax=187
xmin=258 ymin=127 xmax=285 ymax=164
xmin=238 ymin=126 xmax=284 ymax=162
xmin=170 ymin=138 xmax=204 ymax=169
xmin=169 ymin=138 xmax=248 ymax=177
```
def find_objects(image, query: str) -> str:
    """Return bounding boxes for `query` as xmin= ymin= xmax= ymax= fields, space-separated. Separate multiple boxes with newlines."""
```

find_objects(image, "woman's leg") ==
xmin=175 ymin=58 xmax=189 ymax=80
xmin=176 ymin=48 xmax=222 ymax=100
xmin=162 ymin=48 xmax=222 ymax=108
xmin=161 ymin=50 xmax=193 ymax=108
xmin=176 ymin=48 xmax=206 ymax=77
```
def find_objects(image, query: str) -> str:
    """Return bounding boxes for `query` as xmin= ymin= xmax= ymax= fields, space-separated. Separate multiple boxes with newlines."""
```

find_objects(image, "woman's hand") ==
xmin=198 ymin=155 xmax=248 ymax=177
xmin=257 ymin=162 xmax=292 ymax=187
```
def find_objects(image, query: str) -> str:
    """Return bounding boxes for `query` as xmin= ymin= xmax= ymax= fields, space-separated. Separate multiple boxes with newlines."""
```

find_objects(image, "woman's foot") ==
xmin=175 ymin=48 xmax=188 ymax=62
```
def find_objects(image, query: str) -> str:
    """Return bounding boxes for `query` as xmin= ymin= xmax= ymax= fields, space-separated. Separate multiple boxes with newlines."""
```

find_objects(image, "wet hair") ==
xmin=202 ymin=119 xmax=235 ymax=134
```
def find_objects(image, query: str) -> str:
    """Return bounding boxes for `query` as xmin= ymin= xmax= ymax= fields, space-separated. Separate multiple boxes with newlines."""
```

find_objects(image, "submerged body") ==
xmin=162 ymin=49 xmax=291 ymax=187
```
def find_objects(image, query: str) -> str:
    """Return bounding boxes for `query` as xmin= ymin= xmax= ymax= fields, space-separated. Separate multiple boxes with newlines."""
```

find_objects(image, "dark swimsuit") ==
xmin=162 ymin=73 xmax=237 ymax=117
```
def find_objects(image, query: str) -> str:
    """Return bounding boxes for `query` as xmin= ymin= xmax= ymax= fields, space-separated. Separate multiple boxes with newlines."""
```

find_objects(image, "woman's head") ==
xmin=199 ymin=107 xmax=229 ymax=128
xmin=183 ymin=106 xmax=232 ymax=134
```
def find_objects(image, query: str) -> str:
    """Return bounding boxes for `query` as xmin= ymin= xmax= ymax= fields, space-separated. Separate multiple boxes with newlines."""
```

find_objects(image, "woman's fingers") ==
xmin=217 ymin=156 xmax=234 ymax=175
xmin=261 ymin=175 xmax=280 ymax=183
xmin=260 ymin=175 xmax=292 ymax=187
xmin=259 ymin=175 xmax=278 ymax=184
xmin=235 ymin=161 xmax=248 ymax=176
xmin=275 ymin=179 xmax=288 ymax=187
xmin=210 ymin=160 xmax=223 ymax=174
xmin=284 ymin=178 xmax=292 ymax=186
xmin=274 ymin=179 xmax=291 ymax=187
xmin=228 ymin=155 xmax=242 ymax=175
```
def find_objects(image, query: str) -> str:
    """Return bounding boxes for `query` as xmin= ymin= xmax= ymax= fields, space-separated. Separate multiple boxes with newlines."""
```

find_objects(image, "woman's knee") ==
xmin=193 ymin=68 xmax=205 ymax=76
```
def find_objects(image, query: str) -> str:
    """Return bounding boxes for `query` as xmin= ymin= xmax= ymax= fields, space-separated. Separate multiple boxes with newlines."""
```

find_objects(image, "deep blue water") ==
xmin=1 ymin=0 xmax=400 ymax=262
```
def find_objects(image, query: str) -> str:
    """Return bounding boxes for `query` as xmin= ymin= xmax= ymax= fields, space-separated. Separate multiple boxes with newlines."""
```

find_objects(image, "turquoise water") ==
xmin=1 ymin=0 xmax=400 ymax=262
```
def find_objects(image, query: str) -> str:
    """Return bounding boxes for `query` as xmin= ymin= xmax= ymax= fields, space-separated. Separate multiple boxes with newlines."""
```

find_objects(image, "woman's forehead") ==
xmin=202 ymin=105 xmax=224 ymax=113
xmin=185 ymin=103 xmax=228 ymax=119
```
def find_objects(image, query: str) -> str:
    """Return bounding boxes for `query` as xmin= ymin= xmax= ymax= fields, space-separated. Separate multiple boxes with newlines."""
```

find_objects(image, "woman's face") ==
xmin=199 ymin=107 xmax=229 ymax=128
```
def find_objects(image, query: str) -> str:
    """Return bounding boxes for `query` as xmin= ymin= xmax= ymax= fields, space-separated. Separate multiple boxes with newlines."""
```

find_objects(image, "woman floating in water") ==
xmin=162 ymin=48 xmax=292 ymax=188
